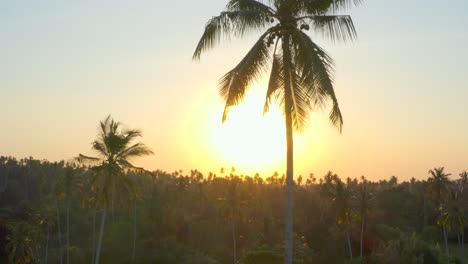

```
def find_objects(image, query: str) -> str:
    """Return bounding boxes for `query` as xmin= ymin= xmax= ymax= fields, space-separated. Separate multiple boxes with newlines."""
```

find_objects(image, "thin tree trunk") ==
xmin=67 ymin=198 xmax=70 ymax=264
xmin=283 ymin=34 xmax=294 ymax=264
xmin=360 ymin=217 xmax=365 ymax=258
xmin=458 ymin=233 xmax=461 ymax=250
xmin=462 ymin=231 xmax=465 ymax=260
xmin=443 ymin=226 xmax=449 ymax=256
xmin=91 ymin=209 xmax=96 ymax=264
xmin=346 ymin=230 xmax=353 ymax=260
xmin=95 ymin=207 xmax=107 ymax=264
xmin=232 ymin=218 xmax=237 ymax=264
xmin=111 ymin=185 xmax=115 ymax=223
xmin=45 ymin=223 xmax=49 ymax=264
xmin=214 ymin=207 xmax=219 ymax=243
xmin=423 ymin=197 xmax=428 ymax=227
xmin=56 ymin=199 xmax=63 ymax=264
xmin=131 ymin=201 xmax=137 ymax=263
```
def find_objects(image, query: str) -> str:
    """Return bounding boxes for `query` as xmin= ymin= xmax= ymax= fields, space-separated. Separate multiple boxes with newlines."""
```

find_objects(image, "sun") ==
xmin=180 ymin=82 xmax=326 ymax=176
xmin=209 ymin=85 xmax=297 ymax=174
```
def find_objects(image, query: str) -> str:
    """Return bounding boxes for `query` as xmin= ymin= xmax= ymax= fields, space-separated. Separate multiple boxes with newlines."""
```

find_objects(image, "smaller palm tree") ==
xmin=428 ymin=167 xmax=451 ymax=203
xmin=322 ymin=172 xmax=354 ymax=259
xmin=77 ymin=115 xmax=153 ymax=264
xmin=428 ymin=167 xmax=452 ymax=256
xmin=459 ymin=170 xmax=468 ymax=186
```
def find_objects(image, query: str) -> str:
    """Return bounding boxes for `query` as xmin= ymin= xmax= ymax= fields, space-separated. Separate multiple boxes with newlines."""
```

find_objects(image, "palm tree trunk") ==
xmin=95 ymin=207 xmax=107 ymax=264
xmin=346 ymin=230 xmax=353 ymax=260
xmin=111 ymin=186 xmax=115 ymax=222
xmin=56 ymin=199 xmax=63 ymax=264
xmin=283 ymin=35 xmax=295 ymax=264
xmin=91 ymin=208 xmax=96 ymax=264
xmin=443 ymin=226 xmax=449 ymax=256
xmin=131 ymin=201 xmax=137 ymax=263
xmin=45 ymin=222 xmax=49 ymax=264
xmin=462 ymin=231 xmax=465 ymax=260
xmin=67 ymin=198 xmax=70 ymax=264
xmin=232 ymin=218 xmax=237 ymax=264
xmin=360 ymin=217 xmax=365 ymax=258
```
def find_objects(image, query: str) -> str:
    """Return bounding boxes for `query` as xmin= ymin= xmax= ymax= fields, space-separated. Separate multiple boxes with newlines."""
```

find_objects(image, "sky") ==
xmin=1 ymin=0 xmax=467 ymax=181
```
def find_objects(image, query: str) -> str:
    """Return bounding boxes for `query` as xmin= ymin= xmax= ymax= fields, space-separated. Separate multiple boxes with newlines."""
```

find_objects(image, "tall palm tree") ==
xmin=193 ymin=1 xmax=359 ymax=262
xmin=428 ymin=167 xmax=452 ymax=255
xmin=55 ymin=165 xmax=81 ymax=264
xmin=77 ymin=115 xmax=153 ymax=264
xmin=356 ymin=176 xmax=373 ymax=258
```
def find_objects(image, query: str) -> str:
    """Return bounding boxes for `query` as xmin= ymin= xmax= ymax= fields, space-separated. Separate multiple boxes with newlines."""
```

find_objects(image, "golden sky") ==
xmin=1 ymin=0 xmax=468 ymax=181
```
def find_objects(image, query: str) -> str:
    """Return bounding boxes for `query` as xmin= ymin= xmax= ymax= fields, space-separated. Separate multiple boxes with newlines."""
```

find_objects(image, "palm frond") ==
xmin=291 ymin=28 xmax=343 ymax=131
xmin=289 ymin=64 xmax=312 ymax=131
xmin=227 ymin=0 xmax=275 ymax=14
xmin=219 ymin=30 xmax=273 ymax=122
xmin=193 ymin=10 xmax=271 ymax=60
xmin=264 ymin=54 xmax=284 ymax=114
xmin=76 ymin=154 xmax=100 ymax=163
xmin=311 ymin=15 xmax=357 ymax=42
xmin=116 ymin=143 xmax=154 ymax=161
xmin=91 ymin=141 xmax=108 ymax=157
xmin=330 ymin=0 xmax=362 ymax=11
xmin=117 ymin=159 xmax=137 ymax=169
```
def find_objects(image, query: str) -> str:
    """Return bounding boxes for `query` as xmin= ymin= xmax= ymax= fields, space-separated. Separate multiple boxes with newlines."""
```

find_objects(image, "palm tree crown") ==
xmin=194 ymin=0 xmax=359 ymax=130
xmin=428 ymin=167 xmax=452 ymax=202
xmin=77 ymin=115 xmax=153 ymax=207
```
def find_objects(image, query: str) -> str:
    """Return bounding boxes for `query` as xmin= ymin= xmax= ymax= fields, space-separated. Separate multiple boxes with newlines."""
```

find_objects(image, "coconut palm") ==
xmin=55 ymin=165 xmax=81 ymax=264
xmin=77 ymin=115 xmax=153 ymax=264
xmin=193 ymin=1 xmax=359 ymax=262
xmin=428 ymin=167 xmax=452 ymax=255
xmin=428 ymin=167 xmax=451 ymax=202
xmin=356 ymin=176 xmax=373 ymax=258
xmin=459 ymin=170 xmax=468 ymax=186
xmin=321 ymin=172 xmax=354 ymax=259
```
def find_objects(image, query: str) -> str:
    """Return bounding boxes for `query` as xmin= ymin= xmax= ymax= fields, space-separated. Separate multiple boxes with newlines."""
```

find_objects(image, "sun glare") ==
xmin=185 ymin=82 xmax=325 ymax=177
xmin=210 ymin=85 xmax=302 ymax=174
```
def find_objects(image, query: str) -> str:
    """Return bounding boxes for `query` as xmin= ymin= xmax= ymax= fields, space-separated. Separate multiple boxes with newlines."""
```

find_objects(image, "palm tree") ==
xmin=428 ymin=167 xmax=451 ymax=202
xmin=193 ymin=1 xmax=359 ymax=262
xmin=459 ymin=170 xmax=468 ymax=186
xmin=77 ymin=115 xmax=153 ymax=264
xmin=55 ymin=165 xmax=81 ymax=264
xmin=428 ymin=167 xmax=452 ymax=256
xmin=322 ymin=172 xmax=354 ymax=259
xmin=356 ymin=176 xmax=373 ymax=258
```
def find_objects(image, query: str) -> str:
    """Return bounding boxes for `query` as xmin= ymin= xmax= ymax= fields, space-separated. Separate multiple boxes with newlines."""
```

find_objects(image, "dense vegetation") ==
xmin=1 ymin=156 xmax=467 ymax=263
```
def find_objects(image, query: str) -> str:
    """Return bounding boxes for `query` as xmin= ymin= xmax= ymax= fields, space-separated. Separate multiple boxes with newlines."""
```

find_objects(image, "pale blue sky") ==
xmin=1 ymin=0 xmax=467 ymax=180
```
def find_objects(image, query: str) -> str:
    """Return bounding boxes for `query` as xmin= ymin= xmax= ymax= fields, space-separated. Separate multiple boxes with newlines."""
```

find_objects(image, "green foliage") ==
xmin=379 ymin=233 xmax=450 ymax=264
xmin=420 ymin=226 xmax=440 ymax=243
xmin=1 ymin=156 xmax=467 ymax=263
xmin=241 ymin=250 xmax=283 ymax=264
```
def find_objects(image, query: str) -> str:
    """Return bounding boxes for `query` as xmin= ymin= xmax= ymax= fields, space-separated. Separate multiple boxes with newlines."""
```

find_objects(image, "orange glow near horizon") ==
xmin=210 ymin=87 xmax=287 ymax=174
xmin=178 ymin=82 xmax=322 ymax=176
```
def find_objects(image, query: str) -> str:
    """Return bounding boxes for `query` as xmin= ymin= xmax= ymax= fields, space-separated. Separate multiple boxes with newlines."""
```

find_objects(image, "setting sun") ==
xmin=210 ymin=86 xmax=286 ymax=173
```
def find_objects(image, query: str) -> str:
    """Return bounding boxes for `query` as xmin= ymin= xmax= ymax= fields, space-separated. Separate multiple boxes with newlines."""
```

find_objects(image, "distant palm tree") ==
xmin=459 ymin=170 xmax=468 ymax=186
xmin=322 ymin=173 xmax=354 ymax=259
xmin=356 ymin=176 xmax=373 ymax=258
xmin=77 ymin=115 xmax=153 ymax=264
xmin=428 ymin=167 xmax=451 ymax=203
xmin=55 ymin=165 xmax=81 ymax=264
xmin=193 ymin=1 xmax=359 ymax=262
xmin=428 ymin=167 xmax=452 ymax=256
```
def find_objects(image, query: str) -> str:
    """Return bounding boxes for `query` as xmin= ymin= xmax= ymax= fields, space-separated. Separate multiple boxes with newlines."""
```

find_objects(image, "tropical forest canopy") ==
xmin=1 ymin=156 xmax=467 ymax=263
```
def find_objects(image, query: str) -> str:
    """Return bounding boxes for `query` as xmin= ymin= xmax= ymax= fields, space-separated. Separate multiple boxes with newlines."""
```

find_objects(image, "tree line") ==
xmin=1 ymin=154 xmax=467 ymax=263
